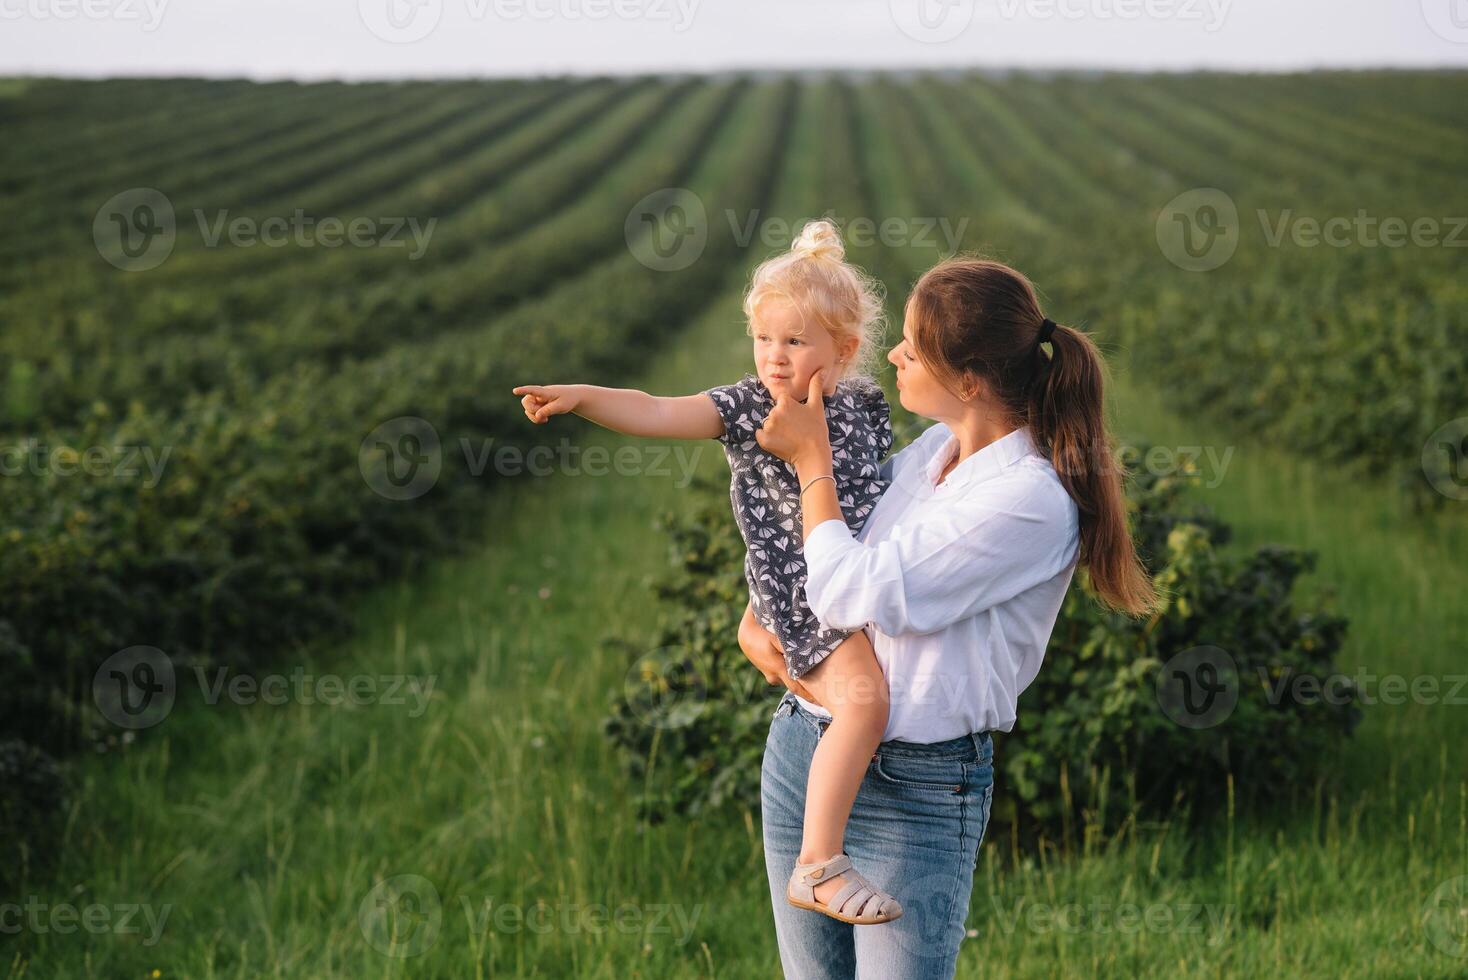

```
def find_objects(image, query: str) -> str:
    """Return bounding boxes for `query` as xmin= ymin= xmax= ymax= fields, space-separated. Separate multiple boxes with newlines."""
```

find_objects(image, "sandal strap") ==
xmin=796 ymin=853 xmax=852 ymax=885
xmin=831 ymin=877 xmax=875 ymax=917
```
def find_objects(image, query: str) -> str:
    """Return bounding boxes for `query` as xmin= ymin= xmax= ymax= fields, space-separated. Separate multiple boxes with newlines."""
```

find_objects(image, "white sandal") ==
xmin=786 ymin=853 xmax=903 ymax=925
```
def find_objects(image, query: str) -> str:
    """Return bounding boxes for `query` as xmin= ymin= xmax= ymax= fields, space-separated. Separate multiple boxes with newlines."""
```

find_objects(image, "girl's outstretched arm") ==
xmin=511 ymin=384 xmax=724 ymax=440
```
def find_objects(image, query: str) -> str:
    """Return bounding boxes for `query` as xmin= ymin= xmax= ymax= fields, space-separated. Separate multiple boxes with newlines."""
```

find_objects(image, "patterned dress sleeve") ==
xmin=859 ymin=379 xmax=895 ymax=458
xmin=703 ymin=374 xmax=764 ymax=448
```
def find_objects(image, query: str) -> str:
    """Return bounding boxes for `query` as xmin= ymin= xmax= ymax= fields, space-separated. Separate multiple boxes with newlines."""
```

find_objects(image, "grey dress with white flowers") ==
xmin=704 ymin=373 xmax=893 ymax=679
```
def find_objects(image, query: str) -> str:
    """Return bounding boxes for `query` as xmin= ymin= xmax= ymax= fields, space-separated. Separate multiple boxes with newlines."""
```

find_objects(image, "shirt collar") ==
xmin=924 ymin=425 xmax=1039 ymax=490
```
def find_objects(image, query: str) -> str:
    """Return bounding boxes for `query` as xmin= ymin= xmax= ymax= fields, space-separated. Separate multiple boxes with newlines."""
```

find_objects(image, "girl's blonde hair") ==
xmin=742 ymin=219 xmax=886 ymax=382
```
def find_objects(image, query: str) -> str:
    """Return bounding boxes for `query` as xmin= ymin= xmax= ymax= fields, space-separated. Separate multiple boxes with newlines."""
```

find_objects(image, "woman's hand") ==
xmin=512 ymin=384 xmax=582 ymax=424
xmin=755 ymin=370 xmax=832 ymax=471
xmin=738 ymin=601 xmax=822 ymax=707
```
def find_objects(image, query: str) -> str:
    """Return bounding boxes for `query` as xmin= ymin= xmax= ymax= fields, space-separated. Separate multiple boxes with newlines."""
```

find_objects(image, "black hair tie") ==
xmin=1038 ymin=318 xmax=1057 ymax=345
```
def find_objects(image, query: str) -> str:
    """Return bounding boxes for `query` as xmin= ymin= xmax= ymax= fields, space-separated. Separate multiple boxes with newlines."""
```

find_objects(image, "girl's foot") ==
xmin=786 ymin=853 xmax=902 ymax=925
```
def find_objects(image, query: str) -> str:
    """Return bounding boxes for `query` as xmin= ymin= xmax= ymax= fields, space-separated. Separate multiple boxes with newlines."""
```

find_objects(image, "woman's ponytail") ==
xmin=909 ymin=258 xmax=1160 ymax=617
xmin=1033 ymin=322 xmax=1158 ymax=616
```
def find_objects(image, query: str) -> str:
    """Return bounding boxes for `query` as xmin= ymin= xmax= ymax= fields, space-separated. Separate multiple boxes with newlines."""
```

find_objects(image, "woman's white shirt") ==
xmin=796 ymin=424 xmax=1080 ymax=743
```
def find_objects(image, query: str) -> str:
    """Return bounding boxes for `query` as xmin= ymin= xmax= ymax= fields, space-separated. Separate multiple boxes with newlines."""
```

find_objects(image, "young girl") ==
xmin=511 ymin=220 xmax=904 ymax=925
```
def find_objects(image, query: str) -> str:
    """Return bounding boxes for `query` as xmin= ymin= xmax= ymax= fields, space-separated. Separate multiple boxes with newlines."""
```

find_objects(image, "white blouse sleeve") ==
xmin=803 ymin=473 xmax=1079 ymax=635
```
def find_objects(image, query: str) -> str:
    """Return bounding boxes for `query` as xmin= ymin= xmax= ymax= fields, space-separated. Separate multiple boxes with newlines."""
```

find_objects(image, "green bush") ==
xmin=603 ymin=452 xmax=1360 ymax=840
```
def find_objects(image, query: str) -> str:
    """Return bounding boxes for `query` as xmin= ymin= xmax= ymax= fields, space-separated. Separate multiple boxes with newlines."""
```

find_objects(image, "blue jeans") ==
xmin=761 ymin=692 xmax=995 ymax=979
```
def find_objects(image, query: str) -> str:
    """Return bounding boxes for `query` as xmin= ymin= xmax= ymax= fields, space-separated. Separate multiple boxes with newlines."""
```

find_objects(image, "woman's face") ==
xmin=889 ymin=302 xmax=969 ymax=420
xmin=752 ymin=299 xmax=853 ymax=400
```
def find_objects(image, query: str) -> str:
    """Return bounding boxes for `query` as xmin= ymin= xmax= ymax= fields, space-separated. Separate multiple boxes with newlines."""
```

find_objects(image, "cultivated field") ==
xmin=2 ymin=71 xmax=1466 ymax=977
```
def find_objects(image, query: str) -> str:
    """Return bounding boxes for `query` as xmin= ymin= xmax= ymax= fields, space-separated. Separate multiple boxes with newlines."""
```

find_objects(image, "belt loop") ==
xmin=970 ymin=730 xmax=987 ymax=762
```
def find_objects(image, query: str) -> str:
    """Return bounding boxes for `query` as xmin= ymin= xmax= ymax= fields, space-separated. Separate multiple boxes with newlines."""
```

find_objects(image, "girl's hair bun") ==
xmin=790 ymin=219 xmax=845 ymax=263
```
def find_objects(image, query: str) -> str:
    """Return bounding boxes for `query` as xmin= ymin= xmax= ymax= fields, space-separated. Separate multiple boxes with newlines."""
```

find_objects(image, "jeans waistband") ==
xmin=777 ymin=692 xmax=993 ymax=763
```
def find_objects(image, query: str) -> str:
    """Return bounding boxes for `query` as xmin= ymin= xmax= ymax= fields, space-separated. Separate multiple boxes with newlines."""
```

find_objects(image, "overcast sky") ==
xmin=3 ymin=0 xmax=1467 ymax=79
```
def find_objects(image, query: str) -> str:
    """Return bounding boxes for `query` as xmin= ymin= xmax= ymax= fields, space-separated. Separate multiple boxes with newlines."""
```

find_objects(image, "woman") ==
xmin=740 ymin=257 xmax=1158 ymax=978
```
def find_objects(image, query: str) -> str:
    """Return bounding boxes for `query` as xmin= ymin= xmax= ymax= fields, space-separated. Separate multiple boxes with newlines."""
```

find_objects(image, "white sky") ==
xmin=2 ymin=0 xmax=1467 ymax=79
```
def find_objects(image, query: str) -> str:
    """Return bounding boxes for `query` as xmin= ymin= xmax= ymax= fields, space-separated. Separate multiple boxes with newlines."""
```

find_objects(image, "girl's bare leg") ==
xmin=794 ymin=630 xmax=889 ymax=906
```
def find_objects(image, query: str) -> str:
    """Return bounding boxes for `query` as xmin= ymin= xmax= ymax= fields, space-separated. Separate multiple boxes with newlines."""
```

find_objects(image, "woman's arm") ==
xmin=752 ymin=371 xmax=844 ymax=539
xmin=737 ymin=600 xmax=821 ymax=705
xmin=756 ymin=372 xmax=1078 ymax=635
xmin=512 ymin=384 xmax=724 ymax=440
xmin=800 ymin=485 xmax=1078 ymax=634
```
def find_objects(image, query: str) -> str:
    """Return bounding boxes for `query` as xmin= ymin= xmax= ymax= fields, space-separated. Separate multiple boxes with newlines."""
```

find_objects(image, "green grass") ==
xmin=6 ymin=71 xmax=1467 ymax=980
xmin=12 ymin=280 xmax=1468 ymax=978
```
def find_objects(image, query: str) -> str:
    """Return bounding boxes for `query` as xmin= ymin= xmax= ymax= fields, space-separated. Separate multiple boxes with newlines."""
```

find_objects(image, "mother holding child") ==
xmin=513 ymin=219 xmax=1157 ymax=979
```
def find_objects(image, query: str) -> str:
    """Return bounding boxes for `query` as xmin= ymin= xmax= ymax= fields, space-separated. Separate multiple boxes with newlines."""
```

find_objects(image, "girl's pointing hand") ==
xmin=512 ymin=384 xmax=581 ymax=424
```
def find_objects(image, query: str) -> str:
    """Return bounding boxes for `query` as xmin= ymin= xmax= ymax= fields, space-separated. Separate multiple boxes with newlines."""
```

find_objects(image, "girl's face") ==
xmin=889 ymin=302 xmax=970 ymax=420
xmin=752 ymin=299 xmax=855 ymax=401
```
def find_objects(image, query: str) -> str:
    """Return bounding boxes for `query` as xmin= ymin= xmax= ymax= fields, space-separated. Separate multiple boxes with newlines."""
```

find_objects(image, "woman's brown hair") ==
xmin=908 ymin=258 xmax=1159 ymax=616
